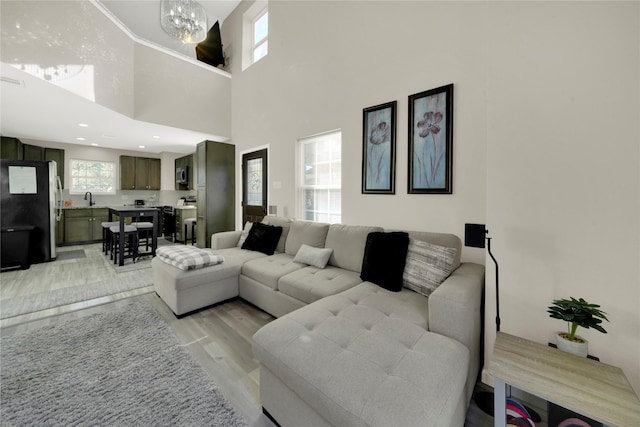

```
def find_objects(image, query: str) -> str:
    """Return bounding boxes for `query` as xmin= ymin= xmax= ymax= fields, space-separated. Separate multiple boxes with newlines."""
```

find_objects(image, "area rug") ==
xmin=0 ymin=271 xmax=153 ymax=320
xmin=56 ymin=249 xmax=86 ymax=261
xmin=0 ymin=299 xmax=248 ymax=426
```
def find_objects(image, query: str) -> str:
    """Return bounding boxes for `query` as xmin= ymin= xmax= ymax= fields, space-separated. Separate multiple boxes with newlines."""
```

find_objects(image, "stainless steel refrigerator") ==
xmin=1 ymin=159 xmax=62 ymax=268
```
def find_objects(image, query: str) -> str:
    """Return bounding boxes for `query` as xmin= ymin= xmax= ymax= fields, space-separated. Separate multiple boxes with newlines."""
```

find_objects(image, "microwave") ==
xmin=176 ymin=167 xmax=188 ymax=185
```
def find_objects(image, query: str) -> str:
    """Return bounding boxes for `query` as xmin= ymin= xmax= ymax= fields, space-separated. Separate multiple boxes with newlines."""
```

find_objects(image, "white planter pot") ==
xmin=556 ymin=332 xmax=588 ymax=357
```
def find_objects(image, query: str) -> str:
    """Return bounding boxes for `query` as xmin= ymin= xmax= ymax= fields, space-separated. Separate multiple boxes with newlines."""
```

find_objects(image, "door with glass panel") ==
xmin=242 ymin=149 xmax=268 ymax=224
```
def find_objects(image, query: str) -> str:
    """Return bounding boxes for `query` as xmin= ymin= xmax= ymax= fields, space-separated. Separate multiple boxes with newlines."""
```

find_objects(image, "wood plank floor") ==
xmin=0 ymin=244 xmax=518 ymax=427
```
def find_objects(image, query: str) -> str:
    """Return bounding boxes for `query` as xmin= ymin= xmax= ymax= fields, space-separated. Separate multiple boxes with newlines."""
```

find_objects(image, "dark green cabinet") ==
xmin=0 ymin=138 xmax=65 ymax=188
xmin=196 ymin=141 xmax=235 ymax=248
xmin=175 ymin=154 xmax=194 ymax=190
xmin=64 ymin=208 xmax=108 ymax=244
xmin=1 ymin=137 xmax=23 ymax=159
xmin=120 ymin=156 xmax=161 ymax=190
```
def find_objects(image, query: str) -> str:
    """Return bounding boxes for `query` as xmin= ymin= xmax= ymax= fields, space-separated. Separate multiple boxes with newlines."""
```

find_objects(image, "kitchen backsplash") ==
xmin=61 ymin=189 xmax=196 ymax=208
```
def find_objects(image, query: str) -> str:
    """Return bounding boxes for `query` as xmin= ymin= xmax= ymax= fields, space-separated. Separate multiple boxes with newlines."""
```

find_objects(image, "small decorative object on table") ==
xmin=547 ymin=297 xmax=609 ymax=357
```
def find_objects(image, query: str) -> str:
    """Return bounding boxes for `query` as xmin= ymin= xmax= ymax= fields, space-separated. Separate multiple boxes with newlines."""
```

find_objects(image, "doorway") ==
xmin=242 ymin=148 xmax=268 ymax=224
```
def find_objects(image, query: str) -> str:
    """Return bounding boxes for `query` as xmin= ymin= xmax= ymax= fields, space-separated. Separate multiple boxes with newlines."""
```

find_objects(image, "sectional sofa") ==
xmin=151 ymin=215 xmax=485 ymax=426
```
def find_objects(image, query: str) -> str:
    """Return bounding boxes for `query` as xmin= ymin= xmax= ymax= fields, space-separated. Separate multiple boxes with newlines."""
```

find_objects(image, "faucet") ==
xmin=84 ymin=192 xmax=95 ymax=206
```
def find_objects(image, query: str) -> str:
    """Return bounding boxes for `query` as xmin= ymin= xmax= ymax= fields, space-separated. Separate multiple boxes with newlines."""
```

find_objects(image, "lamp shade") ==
xmin=464 ymin=223 xmax=486 ymax=248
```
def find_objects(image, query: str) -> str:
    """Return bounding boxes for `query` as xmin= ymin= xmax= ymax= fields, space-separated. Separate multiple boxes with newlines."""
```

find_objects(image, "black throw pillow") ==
xmin=360 ymin=231 xmax=410 ymax=292
xmin=241 ymin=222 xmax=283 ymax=255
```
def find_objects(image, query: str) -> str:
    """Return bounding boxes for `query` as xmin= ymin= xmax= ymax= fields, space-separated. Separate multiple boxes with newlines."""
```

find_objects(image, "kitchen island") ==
xmin=108 ymin=206 xmax=160 ymax=266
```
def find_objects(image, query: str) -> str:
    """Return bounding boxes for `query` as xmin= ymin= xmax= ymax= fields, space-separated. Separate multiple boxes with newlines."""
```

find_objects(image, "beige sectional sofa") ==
xmin=151 ymin=215 xmax=485 ymax=426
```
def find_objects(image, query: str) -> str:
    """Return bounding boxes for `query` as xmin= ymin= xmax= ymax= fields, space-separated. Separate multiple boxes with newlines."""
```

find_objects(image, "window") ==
xmin=252 ymin=8 xmax=268 ymax=63
xmin=69 ymin=159 xmax=116 ymax=195
xmin=297 ymin=130 xmax=342 ymax=223
xmin=242 ymin=1 xmax=268 ymax=70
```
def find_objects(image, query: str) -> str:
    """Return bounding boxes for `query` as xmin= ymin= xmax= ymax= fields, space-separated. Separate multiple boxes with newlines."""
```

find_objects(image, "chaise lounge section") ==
xmin=151 ymin=216 xmax=485 ymax=426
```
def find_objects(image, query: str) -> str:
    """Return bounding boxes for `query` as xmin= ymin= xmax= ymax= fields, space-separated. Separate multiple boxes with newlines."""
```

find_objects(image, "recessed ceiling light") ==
xmin=102 ymin=133 xmax=116 ymax=138
xmin=91 ymin=143 xmax=99 ymax=146
xmin=76 ymin=137 xmax=85 ymax=141
xmin=139 ymin=145 xmax=145 ymax=149
xmin=78 ymin=123 xmax=88 ymax=127
xmin=152 ymin=135 xmax=160 ymax=139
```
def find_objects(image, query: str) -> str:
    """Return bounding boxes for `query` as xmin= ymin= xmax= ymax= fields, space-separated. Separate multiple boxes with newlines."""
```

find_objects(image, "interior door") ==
xmin=242 ymin=149 xmax=268 ymax=224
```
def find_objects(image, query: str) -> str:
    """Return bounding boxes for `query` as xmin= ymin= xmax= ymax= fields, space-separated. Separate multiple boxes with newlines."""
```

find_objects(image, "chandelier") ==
xmin=160 ymin=0 xmax=208 ymax=44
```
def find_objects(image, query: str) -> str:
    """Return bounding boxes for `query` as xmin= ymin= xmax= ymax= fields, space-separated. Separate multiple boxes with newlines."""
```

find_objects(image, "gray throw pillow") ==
xmin=293 ymin=244 xmax=333 ymax=269
xmin=237 ymin=221 xmax=253 ymax=247
xmin=403 ymin=238 xmax=456 ymax=296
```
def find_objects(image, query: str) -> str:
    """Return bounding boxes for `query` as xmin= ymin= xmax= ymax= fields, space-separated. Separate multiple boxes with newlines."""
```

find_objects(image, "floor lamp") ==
xmin=464 ymin=224 xmax=540 ymax=422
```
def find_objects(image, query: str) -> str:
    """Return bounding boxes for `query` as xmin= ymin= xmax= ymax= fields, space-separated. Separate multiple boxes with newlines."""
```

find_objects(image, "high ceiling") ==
xmin=0 ymin=0 xmax=240 ymax=154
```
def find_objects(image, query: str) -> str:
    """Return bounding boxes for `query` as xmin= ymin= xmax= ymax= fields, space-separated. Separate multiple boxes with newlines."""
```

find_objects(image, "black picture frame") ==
xmin=408 ymin=83 xmax=453 ymax=194
xmin=362 ymin=101 xmax=396 ymax=194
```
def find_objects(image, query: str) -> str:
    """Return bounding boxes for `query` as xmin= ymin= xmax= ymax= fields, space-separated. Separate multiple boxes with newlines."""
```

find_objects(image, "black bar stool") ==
xmin=183 ymin=218 xmax=196 ymax=245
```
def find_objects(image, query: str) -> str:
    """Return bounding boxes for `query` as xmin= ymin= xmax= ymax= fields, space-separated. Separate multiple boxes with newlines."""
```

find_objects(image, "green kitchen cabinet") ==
xmin=63 ymin=208 xmax=108 ymax=244
xmin=22 ymin=144 xmax=45 ymax=161
xmin=1 ymin=137 xmax=23 ymax=159
xmin=120 ymin=156 xmax=160 ymax=190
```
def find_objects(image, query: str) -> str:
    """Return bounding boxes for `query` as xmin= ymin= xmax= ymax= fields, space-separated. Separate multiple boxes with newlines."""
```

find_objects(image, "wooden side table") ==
xmin=489 ymin=332 xmax=640 ymax=427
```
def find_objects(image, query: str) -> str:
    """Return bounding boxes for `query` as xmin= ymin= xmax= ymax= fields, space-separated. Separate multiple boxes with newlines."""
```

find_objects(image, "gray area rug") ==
xmin=0 ymin=271 xmax=153 ymax=319
xmin=0 ymin=299 xmax=248 ymax=427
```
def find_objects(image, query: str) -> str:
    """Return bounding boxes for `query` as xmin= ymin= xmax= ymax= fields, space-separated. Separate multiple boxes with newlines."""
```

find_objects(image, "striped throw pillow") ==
xmin=403 ymin=239 xmax=456 ymax=297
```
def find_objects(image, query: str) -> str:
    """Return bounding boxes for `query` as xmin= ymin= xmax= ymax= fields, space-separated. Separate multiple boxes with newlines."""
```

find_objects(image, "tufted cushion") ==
xmin=253 ymin=282 xmax=470 ymax=426
xmin=278 ymin=266 xmax=363 ymax=304
xmin=284 ymin=221 xmax=330 ymax=256
xmin=325 ymin=224 xmax=384 ymax=272
xmin=242 ymin=253 xmax=306 ymax=290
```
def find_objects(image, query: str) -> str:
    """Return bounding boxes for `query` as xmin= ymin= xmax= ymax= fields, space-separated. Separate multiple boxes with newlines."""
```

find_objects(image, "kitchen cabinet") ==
xmin=1 ymin=137 xmax=23 ymax=160
xmin=175 ymin=154 xmax=194 ymax=190
xmin=0 ymin=139 xmax=65 ymax=188
xmin=56 ymin=210 xmax=65 ymax=246
xmin=64 ymin=208 xmax=108 ymax=244
xmin=196 ymin=141 xmax=235 ymax=248
xmin=120 ymin=156 xmax=161 ymax=190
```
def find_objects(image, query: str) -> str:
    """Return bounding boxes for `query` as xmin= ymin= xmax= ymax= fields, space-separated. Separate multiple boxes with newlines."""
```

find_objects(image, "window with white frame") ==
xmin=69 ymin=159 xmax=116 ymax=195
xmin=242 ymin=1 xmax=268 ymax=70
xmin=297 ymin=130 xmax=342 ymax=223
xmin=252 ymin=7 xmax=268 ymax=63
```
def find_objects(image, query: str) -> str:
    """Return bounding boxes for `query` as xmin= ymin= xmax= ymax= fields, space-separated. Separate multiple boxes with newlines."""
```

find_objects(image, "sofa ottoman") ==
xmin=152 ymin=247 xmax=266 ymax=316
xmin=253 ymin=282 xmax=471 ymax=427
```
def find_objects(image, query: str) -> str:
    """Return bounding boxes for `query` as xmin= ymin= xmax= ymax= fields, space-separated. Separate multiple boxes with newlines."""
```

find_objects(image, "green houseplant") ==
xmin=547 ymin=297 xmax=609 ymax=357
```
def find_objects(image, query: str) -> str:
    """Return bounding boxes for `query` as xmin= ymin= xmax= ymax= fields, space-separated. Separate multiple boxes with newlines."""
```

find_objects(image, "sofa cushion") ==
xmin=253 ymin=282 xmax=470 ymax=427
xmin=403 ymin=239 xmax=456 ymax=297
xmin=285 ymin=221 xmax=330 ymax=256
xmin=293 ymin=244 xmax=333 ymax=269
xmin=325 ymin=224 xmax=384 ymax=272
xmin=242 ymin=222 xmax=283 ymax=255
xmin=242 ymin=253 xmax=306 ymax=290
xmin=360 ymin=232 xmax=409 ymax=292
xmin=262 ymin=215 xmax=293 ymax=253
xmin=404 ymin=230 xmax=462 ymax=271
xmin=278 ymin=266 xmax=363 ymax=304
xmin=236 ymin=221 xmax=253 ymax=247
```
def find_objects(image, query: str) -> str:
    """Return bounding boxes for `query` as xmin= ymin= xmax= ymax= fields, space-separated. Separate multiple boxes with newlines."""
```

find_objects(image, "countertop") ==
xmin=62 ymin=205 xmax=161 ymax=210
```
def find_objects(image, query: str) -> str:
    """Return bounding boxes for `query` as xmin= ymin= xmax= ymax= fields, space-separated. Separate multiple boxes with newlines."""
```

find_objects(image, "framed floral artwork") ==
xmin=408 ymin=84 xmax=453 ymax=194
xmin=362 ymin=101 xmax=396 ymax=194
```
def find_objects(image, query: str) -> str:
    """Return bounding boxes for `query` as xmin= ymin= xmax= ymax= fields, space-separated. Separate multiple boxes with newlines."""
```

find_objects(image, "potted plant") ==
xmin=547 ymin=297 xmax=609 ymax=357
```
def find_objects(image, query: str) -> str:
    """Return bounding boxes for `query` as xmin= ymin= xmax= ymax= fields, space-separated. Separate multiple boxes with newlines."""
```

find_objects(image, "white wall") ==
xmin=223 ymin=1 xmax=640 ymax=392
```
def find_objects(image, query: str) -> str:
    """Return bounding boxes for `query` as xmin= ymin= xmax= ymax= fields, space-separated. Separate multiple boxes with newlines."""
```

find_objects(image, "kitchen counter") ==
xmin=62 ymin=205 xmax=160 ymax=210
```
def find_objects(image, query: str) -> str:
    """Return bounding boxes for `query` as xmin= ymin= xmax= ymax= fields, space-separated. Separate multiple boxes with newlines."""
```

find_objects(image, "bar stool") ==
xmin=109 ymin=224 xmax=138 ymax=264
xmin=184 ymin=218 xmax=196 ymax=245
xmin=101 ymin=221 xmax=120 ymax=254
xmin=134 ymin=221 xmax=154 ymax=254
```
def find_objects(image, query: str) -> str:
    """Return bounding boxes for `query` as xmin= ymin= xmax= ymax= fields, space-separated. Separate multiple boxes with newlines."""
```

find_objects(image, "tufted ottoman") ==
xmin=253 ymin=282 xmax=471 ymax=427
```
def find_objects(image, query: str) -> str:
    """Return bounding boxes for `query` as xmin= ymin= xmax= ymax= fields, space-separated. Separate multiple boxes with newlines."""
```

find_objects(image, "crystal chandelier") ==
xmin=160 ymin=0 xmax=208 ymax=44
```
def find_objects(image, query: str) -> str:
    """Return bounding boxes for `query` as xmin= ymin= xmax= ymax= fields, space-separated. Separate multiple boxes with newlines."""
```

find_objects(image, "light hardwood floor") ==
xmin=0 ymin=244 xmax=507 ymax=427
